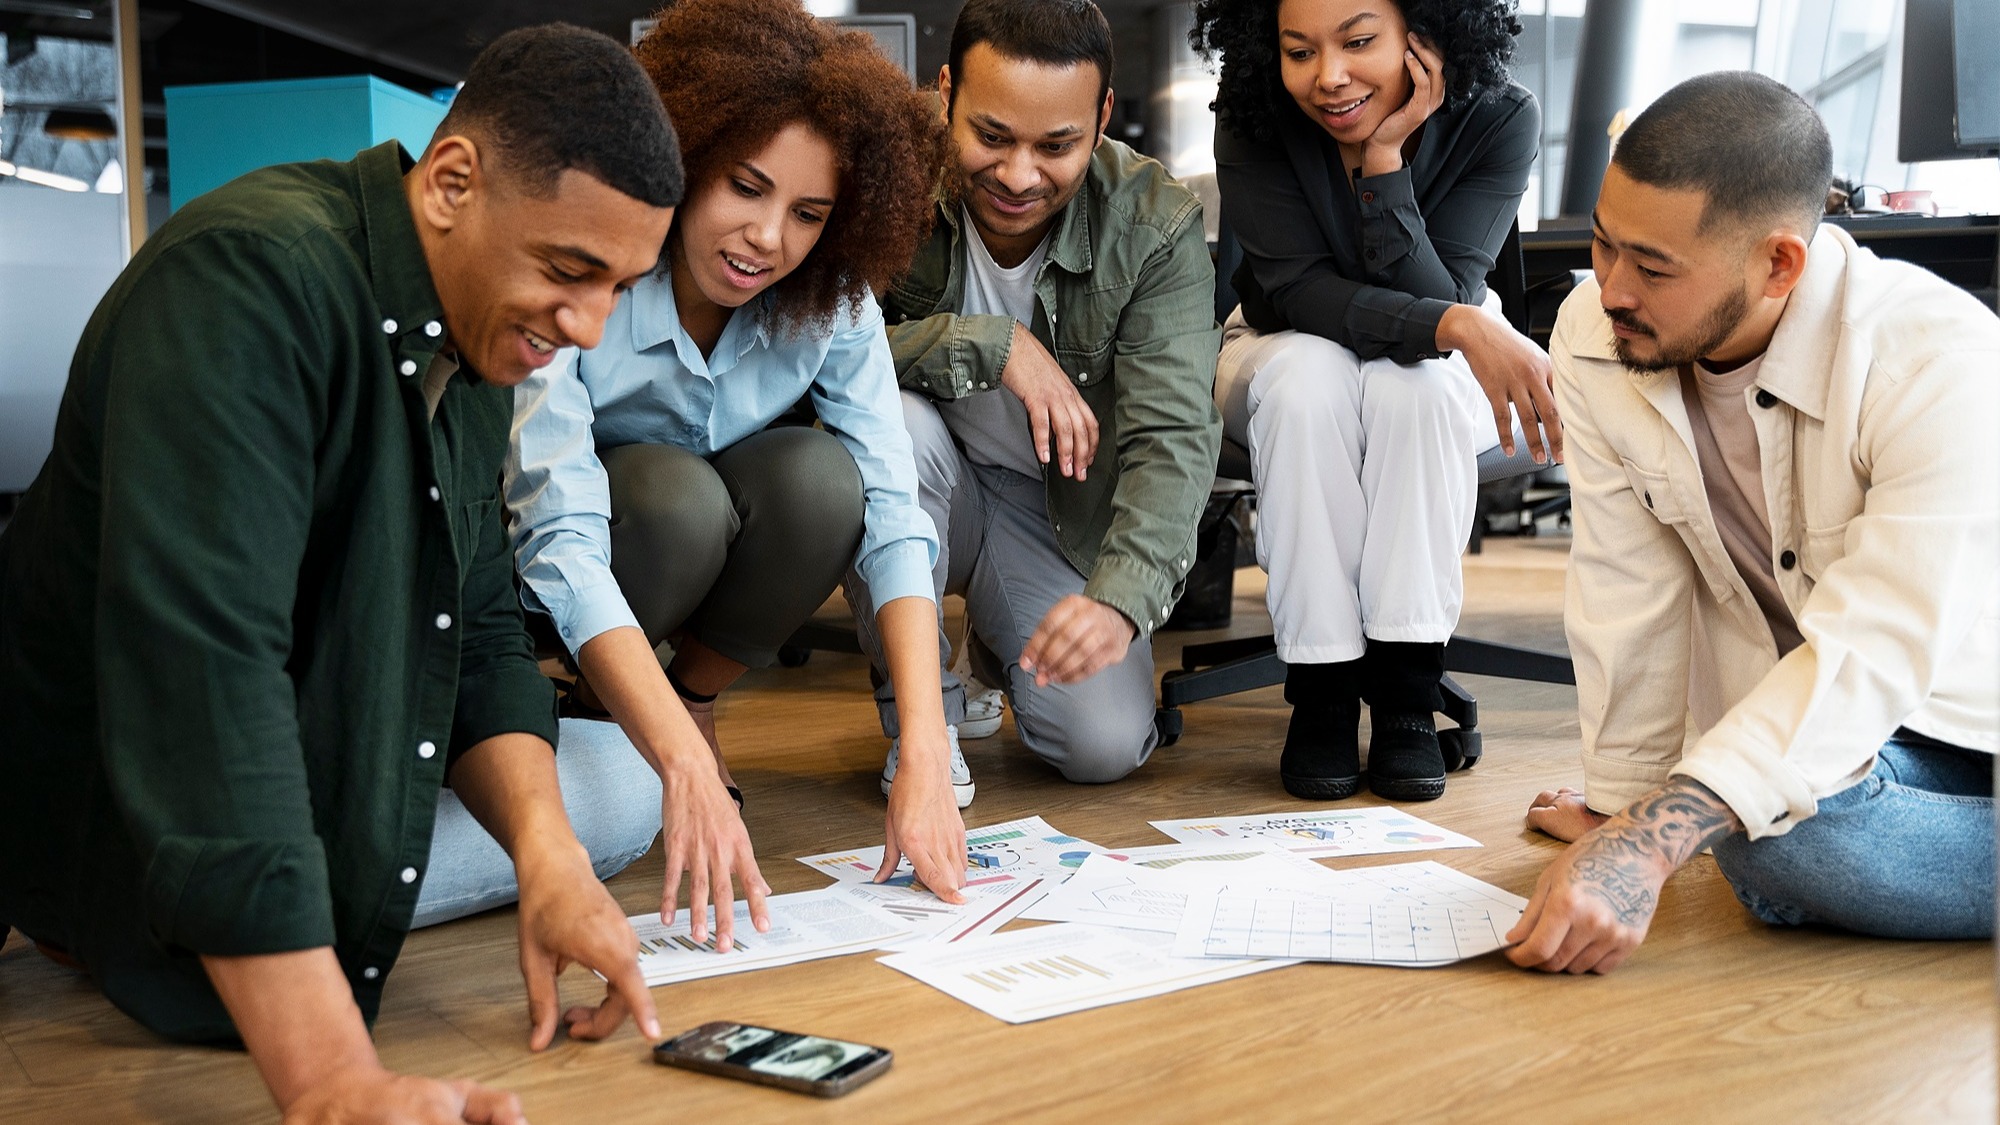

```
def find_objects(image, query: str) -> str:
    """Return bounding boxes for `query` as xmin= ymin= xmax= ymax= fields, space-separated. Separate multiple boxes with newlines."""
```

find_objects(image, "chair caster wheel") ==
xmin=1154 ymin=707 xmax=1184 ymax=748
xmin=1439 ymin=728 xmax=1482 ymax=771
xmin=776 ymin=645 xmax=811 ymax=668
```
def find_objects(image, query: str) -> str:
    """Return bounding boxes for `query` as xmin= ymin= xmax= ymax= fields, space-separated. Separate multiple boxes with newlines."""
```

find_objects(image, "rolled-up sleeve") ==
xmin=94 ymin=234 xmax=335 ymax=955
xmin=811 ymin=293 xmax=939 ymax=609
xmin=505 ymin=348 xmax=643 ymax=653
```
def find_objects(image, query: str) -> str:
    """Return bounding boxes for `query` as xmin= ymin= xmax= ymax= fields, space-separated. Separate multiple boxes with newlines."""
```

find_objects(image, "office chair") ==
xmin=1155 ymin=219 xmax=1575 ymax=766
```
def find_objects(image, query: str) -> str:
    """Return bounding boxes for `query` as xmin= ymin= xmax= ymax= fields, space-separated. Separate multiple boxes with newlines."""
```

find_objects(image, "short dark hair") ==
xmin=947 ymin=0 xmax=1115 ymax=112
xmin=435 ymin=23 xmax=683 ymax=208
xmin=1191 ymin=0 xmax=1520 ymax=146
xmin=1612 ymin=71 xmax=1830 ymax=240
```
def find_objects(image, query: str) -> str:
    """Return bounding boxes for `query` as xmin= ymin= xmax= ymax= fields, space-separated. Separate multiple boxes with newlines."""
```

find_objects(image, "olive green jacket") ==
xmin=0 ymin=141 xmax=556 ymax=1043
xmin=884 ymin=139 xmax=1222 ymax=636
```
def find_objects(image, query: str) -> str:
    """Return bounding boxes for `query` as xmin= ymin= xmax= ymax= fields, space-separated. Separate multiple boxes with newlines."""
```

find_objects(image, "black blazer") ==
xmin=1217 ymin=81 xmax=1538 ymax=365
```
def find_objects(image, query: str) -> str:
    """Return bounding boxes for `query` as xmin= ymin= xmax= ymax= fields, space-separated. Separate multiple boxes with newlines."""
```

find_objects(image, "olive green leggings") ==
xmin=602 ymin=426 xmax=862 ymax=668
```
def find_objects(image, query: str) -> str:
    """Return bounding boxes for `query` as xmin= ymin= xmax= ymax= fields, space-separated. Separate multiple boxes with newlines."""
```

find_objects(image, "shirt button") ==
xmin=1779 ymin=549 xmax=1797 ymax=570
xmin=427 ymin=486 xmax=441 ymax=502
xmin=1361 ymin=190 xmax=1376 ymax=203
xmin=1365 ymin=249 xmax=1378 ymax=261
xmin=435 ymin=613 xmax=453 ymax=630
xmin=399 ymin=359 xmax=417 ymax=377
xmin=400 ymin=867 xmax=419 ymax=884
xmin=381 ymin=318 xmax=398 ymax=335
xmin=1755 ymin=390 xmax=1778 ymax=408
xmin=363 ymin=966 xmax=380 ymax=980
xmin=424 ymin=320 xmax=443 ymax=337
xmin=417 ymin=740 xmax=437 ymax=759
xmin=1643 ymin=491 xmax=1653 ymax=508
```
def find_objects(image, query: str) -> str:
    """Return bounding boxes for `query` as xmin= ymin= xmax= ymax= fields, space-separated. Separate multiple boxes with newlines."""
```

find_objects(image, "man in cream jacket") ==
xmin=1508 ymin=72 xmax=1997 ymax=974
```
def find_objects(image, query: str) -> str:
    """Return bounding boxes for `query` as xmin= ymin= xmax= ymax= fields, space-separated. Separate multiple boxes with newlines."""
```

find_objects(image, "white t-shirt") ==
xmin=936 ymin=207 xmax=1051 ymax=479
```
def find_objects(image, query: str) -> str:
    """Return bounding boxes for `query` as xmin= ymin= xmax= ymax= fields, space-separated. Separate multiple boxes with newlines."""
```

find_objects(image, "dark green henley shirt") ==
xmin=0 ymin=141 xmax=558 ymax=1043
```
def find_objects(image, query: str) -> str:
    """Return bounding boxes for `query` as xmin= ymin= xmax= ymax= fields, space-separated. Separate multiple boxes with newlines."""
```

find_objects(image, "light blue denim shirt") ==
xmin=505 ymin=272 xmax=939 ymax=653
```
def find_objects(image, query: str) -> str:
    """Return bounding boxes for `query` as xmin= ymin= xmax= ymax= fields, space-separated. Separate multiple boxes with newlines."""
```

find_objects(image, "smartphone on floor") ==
xmin=653 ymin=1021 xmax=892 ymax=1097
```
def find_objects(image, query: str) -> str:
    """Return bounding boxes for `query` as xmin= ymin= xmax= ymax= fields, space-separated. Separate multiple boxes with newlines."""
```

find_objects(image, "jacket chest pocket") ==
xmin=1051 ymin=336 xmax=1114 ymax=388
xmin=455 ymin=497 xmax=500 ymax=574
xmin=1799 ymin=519 xmax=1850 ymax=583
xmin=1620 ymin=459 xmax=1687 ymax=525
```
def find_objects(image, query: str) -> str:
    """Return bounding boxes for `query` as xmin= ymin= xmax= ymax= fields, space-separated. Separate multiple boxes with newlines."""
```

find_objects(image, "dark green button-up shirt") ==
xmin=0 ymin=141 xmax=558 ymax=1043
xmin=883 ymin=139 xmax=1223 ymax=637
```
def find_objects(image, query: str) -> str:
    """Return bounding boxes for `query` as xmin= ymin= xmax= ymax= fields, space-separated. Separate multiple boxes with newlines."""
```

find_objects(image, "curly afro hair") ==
xmin=1190 ymin=0 xmax=1521 ymax=145
xmin=635 ymin=0 xmax=947 ymax=330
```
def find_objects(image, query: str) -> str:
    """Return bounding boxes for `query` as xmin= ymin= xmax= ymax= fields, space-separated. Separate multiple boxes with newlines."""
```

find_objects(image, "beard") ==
xmin=1607 ymin=284 xmax=1752 ymax=372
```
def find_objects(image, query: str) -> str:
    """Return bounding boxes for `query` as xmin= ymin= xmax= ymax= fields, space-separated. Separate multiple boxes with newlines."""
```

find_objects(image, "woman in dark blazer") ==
xmin=1192 ymin=0 xmax=1560 ymax=802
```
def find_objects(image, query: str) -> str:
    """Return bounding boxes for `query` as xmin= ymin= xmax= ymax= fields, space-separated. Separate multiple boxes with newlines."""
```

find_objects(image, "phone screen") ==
xmin=656 ymin=1022 xmax=891 ymax=1093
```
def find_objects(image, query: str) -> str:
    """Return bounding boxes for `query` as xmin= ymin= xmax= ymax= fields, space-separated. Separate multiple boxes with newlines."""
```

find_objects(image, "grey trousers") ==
xmin=848 ymin=391 xmax=1158 ymax=783
xmin=602 ymin=426 xmax=863 ymax=668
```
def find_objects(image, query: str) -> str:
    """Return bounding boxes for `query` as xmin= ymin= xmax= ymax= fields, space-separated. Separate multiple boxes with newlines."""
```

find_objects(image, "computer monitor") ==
xmin=1900 ymin=0 xmax=2000 ymax=161
xmin=1952 ymin=0 xmax=2000 ymax=151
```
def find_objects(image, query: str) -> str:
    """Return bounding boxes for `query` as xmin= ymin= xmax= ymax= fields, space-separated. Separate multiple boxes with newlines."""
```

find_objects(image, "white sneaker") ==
xmin=950 ymin=638 xmax=1005 ymax=739
xmin=882 ymin=726 xmax=975 ymax=808
xmin=959 ymin=686 xmax=1004 ymax=739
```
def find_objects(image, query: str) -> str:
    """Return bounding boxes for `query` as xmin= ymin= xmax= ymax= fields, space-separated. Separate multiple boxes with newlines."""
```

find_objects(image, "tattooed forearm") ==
xmin=1568 ymin=854 xmax=1658 ymax=925
xmin=1560 ymin=779 xmax=1740 ymax=927
xmin=1612 ymin=778 xmax=1742 ymax=868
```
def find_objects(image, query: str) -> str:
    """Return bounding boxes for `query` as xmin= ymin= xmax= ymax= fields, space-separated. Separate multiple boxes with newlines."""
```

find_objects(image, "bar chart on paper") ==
xmin=961 ymin=952 xmax=1113 ymax=993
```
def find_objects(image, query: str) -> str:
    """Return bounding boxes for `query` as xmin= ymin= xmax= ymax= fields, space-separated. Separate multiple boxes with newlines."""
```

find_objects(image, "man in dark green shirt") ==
xmin=0 ymin=25 xmax=679 ymax=1122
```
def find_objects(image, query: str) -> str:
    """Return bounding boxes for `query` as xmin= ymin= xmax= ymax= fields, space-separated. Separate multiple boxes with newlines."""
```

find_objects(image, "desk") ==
xmin=1523 ymin=213 xmax=2000 ymax=314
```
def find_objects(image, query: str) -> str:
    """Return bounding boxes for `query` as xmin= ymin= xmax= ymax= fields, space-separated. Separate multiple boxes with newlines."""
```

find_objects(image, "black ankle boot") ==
xmin=1279 ymin=661 xmax=1361 ymax=800
xmin=1361 ymin=641 xmax=1447 ymax=801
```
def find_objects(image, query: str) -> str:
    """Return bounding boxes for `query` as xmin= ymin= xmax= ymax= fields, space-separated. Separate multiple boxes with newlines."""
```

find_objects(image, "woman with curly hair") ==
xmin=504 ymin=0 xmax=968 ymax=951
xmin=1190 ymin=0 xmax=1559 ymax=803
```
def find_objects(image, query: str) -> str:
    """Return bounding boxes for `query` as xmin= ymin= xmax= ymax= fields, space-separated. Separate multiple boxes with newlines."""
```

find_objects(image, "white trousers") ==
xmin=1215 ymin=305 xmax=1502 ymax=664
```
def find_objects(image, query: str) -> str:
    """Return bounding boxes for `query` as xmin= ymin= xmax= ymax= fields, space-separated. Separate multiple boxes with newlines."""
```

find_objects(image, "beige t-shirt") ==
xmin=1680 ymin=355 xmax=1804 ymax=655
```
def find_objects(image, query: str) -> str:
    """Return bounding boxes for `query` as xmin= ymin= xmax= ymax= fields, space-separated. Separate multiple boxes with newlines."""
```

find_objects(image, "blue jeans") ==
xmin=412 ymin=718 xmax=662 ymax=928
xmin=1710 ymin=734 xmax=1995 ymax=939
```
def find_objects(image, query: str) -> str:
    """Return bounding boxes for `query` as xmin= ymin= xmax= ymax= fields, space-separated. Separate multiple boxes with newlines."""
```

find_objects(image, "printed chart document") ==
xmin=798 ymin=815 xmax=1108 ymax=884
xmin=1171 ymin=862 xmax=1528 ymax=967
xmin=834 ymin=873 xmax=1049 ymax=951
xmin=1149 ymin=806 xmax=1480 ymax=859
xmin=877 ymin=923 xmax=1294 ymax=1024
xmin=1022 ymin=845 xmax=1341 ymax=933
xmin=630 ymin=889 xmax=910 ymax=986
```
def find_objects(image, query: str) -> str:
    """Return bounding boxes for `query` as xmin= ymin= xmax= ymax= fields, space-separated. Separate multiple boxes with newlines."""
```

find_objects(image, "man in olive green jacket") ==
xmin=849 ymin=0 xmax=1221 ymax=798
xmin=0 ymin=26 xmax=678 ymax=1124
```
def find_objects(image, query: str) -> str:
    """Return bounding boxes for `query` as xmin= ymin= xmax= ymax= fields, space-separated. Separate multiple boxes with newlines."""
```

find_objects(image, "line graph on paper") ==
xmin=1186 ymin=896 xmax=1511 ymax=965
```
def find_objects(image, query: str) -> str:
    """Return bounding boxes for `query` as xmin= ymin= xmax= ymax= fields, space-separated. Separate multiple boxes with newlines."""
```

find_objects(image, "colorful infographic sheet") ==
xmin=877 ymin=922 xmax=1294 ymax=1024
xmin=1148 ymin=807 xmax=1481 ymax=859
xmin=1170 ymin=862 xmax=1527 ymax=967
xmin=629 ymin=889 xmax=910 ymax=986
xmin=797 ymin=815 xmax=1108 ymax=885
xmin=1022 ymin=844 xmax=1341 ymax=933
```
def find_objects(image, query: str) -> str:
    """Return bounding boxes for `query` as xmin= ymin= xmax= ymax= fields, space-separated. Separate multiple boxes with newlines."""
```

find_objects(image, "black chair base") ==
xmin=1154 ymin=635 xmax=1574 ymax=768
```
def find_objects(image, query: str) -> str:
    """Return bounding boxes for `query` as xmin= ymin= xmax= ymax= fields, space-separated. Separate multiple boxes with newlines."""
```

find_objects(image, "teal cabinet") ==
xmin=164 ymin=75 xmax=448 ymax=211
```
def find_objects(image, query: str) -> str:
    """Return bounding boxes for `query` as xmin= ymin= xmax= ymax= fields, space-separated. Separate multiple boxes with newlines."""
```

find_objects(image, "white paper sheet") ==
xmin=1148 ymin=806 xmax=1481 ymax=858
xmin=797 ymin=815 xmax=1108 ymax=885
xmin=629 ymin=889 xmax=910 ymax=986
xmin=833 ymin=873 xmax=1049 ymax=950
xmin=1171 ymin=862 xmax=1527 ymax=967
xmin=877 ymin=922 xmax=1294 ymax=1024
xmin=1022 ymin=847 xmax=1343 ymax=933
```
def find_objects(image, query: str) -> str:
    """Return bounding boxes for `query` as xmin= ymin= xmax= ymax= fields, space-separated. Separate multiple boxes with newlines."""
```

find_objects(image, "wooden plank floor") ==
xmin=2 ymin=537 xmax=1992 ymax=1124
